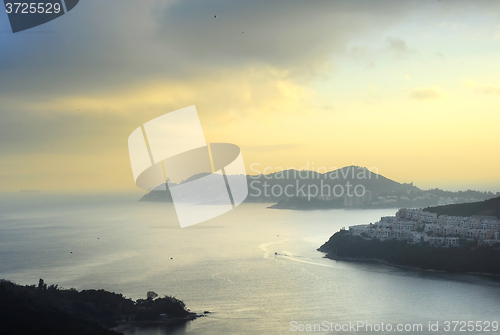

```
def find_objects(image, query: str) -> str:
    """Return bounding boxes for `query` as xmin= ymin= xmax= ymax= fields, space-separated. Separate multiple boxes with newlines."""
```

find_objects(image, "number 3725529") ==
xmin=5 ymin=2 xmax=62 ymax=14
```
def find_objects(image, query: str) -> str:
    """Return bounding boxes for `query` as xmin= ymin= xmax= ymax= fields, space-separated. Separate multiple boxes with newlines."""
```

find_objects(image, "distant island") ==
xmin=318 ymin=196 xmax=500 ymax=275
xmin=0 ymin=279 xmax=198 ymax=335
xmin=139 ymin=165 xmax=498 ymax=209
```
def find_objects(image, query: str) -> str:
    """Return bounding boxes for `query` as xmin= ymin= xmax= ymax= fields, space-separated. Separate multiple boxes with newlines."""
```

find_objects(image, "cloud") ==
xmin=463 ymin=80 xmax=500 ymax=95
xmin=0 ymin=66 xmax=316 ymax=154
xmin=344 ymin=36 xmax=418 ymax=70
xmin=345 ymin=46 xmax=377 ymax=69
xmin=407 ymin=87 xmax=444 ymax=100
xmin=1 ymin=0 xmax=500 ymax=191
xmin=0 ymin=0 xmax=418 ymax=132
xmin=386 ymin=37 xmax=418 ymax=59
xmin=435 ymin=52 xmax=445 ymax=61
xmin=0 ymin=0 xmax=498 ymax=97
xmin=475 ymin=86 xmax=500 ymax=95
xmin=152 ymin=0 xmax=500 ymax=73
xmin=152 ymin=0 xmax=414 ymax=74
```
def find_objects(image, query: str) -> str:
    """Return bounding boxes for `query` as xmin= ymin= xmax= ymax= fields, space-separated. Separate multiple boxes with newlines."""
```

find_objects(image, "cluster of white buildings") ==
xmin=348 ymin=208 xmax=500 ymax=247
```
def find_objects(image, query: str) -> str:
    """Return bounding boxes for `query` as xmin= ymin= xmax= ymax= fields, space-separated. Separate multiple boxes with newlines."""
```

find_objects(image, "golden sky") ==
xmin=0 ymin=0 xmax=499 ymax=193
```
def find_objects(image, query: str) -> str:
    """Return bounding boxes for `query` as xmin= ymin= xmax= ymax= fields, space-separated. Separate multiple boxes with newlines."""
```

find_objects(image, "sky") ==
xmin=0 ymin=0 xmax=499 ymax=193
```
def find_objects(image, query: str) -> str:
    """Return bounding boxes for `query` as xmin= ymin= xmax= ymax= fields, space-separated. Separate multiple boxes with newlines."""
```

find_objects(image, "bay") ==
xmin=1 ymin=194 xmax=499 ymax=334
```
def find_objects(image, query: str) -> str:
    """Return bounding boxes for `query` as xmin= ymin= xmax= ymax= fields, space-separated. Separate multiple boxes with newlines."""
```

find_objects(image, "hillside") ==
xmin=424 ymin=195 xmax=500 ymax=219
xmin=139 ymin=165 xmax=498 ymax=209
xmin=318 ymin=230 xmax=500 ymax=275
xmin=140 ymin=165 xmax=417 ymax=203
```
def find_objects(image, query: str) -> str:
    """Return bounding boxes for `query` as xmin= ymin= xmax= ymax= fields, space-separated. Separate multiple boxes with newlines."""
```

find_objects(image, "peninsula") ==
xmin=319 ymin=196 xmax=500 ymax=275
xmin=0 ymin=279 xmax=198 ymax=335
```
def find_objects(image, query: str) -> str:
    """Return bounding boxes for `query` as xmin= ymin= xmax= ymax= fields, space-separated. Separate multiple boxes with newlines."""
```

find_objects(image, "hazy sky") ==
xmin=0 ymin=0 xmax=499 ymax=192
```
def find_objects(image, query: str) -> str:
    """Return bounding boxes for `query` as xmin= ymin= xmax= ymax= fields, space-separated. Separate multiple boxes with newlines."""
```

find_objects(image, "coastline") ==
xmin=267 ymin=205 xmax=401 ymax=211
xmin=318 ymin=230 xmax=500 ymax=276
xmin=112 ymin=314 xmax=199 ymax=333
xmin=320 ymin=252 xmax=500 ymax=278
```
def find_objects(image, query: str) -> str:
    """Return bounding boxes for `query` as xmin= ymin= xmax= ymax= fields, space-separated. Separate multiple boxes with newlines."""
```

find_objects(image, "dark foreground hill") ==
xmin=424 ymin=195 xmax=500 ymax=219
xmin=0 ymin=279 xmax=195 ymax=335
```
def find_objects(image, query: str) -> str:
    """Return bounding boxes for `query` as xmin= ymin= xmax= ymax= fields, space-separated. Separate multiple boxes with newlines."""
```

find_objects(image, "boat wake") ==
xmin=259 ymin=239 xmax=290 ymax=259
xmin=259 ymin=239 xmax=337 ymax=268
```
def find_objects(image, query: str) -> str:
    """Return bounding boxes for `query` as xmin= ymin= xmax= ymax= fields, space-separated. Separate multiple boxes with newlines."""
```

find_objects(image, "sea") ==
xmin=1 ymin=193 xmax=500 ymax=335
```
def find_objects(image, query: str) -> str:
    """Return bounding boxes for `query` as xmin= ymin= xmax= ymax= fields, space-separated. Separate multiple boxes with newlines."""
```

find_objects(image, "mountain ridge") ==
xmin=139 ymin=165 xmax=498 ymax=208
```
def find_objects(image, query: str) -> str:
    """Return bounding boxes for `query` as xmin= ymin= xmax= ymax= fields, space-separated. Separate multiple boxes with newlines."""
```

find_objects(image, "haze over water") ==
xmin=1 ymin=194 xmax=500 ymax=334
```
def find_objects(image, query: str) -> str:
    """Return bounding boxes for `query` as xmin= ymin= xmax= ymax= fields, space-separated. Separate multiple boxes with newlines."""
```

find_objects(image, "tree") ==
xmin=38 ymin=278 xmax=47 ymax=290
xmin=146 ymin=291 xmax=158 ymax=301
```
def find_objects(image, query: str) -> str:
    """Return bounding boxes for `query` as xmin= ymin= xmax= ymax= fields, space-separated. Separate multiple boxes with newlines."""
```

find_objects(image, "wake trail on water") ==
xmin=259 ymin=239 xmax=290 ymax=259
xmin=259 ymin=239 xmax=337 ymax=269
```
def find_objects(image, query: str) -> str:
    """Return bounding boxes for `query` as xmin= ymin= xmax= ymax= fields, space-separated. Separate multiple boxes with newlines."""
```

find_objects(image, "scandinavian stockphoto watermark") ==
xmin=248 ymin=163 xmax=379 ymax=201
xmin=128 ymin=106 xmax=248 ymax=228
xmin=3 ymin=0 xmax=79 ymax=33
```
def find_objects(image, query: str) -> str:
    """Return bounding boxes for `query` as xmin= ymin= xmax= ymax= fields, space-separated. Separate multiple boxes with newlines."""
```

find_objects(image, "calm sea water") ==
xmin=1 ymin=193 xmax=500 ymax=334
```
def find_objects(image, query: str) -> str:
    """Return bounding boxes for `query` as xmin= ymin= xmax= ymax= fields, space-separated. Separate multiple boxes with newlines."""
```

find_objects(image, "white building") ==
xmin=445 ymin=237 xmax=460 ymax=247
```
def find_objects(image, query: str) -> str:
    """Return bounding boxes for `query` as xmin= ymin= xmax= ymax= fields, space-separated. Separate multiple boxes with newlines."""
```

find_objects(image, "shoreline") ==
xmin=320 ymin=252 xmax=500 ymax=278
xmin=267 ymin=205 xmax=401 ymax=211
xmin=112 ymin=314 xmax=199 ymax=332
